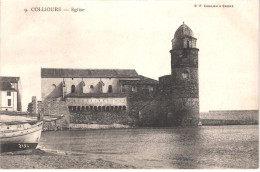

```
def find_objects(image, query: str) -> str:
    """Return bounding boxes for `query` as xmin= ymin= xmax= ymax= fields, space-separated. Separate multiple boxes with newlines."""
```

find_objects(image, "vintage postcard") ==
xmin=0 ymin=0 xmax=258 ymax=169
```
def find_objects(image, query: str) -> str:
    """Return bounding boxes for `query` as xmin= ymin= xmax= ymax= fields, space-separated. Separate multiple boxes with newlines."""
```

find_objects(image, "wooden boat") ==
xmin=0 ymin=112 xmax=43 ymax=153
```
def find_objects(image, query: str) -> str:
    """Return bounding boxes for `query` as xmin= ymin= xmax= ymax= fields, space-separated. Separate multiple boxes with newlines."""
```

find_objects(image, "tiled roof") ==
xmin=174 ymin=23 xmax=194 ymax=39
xmin=0 ymin=77 xmax=19 ymax=83
xmin=120 ymin=75 xmax=159 ymax=85
xmin=0 ymin=82 xmax=17 ymax=91
xmin=0 ymin=77 xmax=19 ymax=91
xmin=41 ymin=68 xmax=139 ymax=78
xmin=138 ymin=75 xmax=159 ymax=85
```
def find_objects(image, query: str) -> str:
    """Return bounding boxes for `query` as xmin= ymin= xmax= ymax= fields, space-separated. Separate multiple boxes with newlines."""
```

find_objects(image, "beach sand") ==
xmin=0 ymin=149 xmax=135 ymax=169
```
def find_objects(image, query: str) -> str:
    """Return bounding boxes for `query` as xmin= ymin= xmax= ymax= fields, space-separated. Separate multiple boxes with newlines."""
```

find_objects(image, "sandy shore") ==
xmin=0 ymin=149 xmax=136 ymax=169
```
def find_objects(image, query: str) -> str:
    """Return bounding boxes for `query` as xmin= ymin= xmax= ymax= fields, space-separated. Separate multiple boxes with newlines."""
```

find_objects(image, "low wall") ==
xmin=200 ymin=110 xmax=258 ymax=125
xmin=69 ymin=110 xmax=137 ymax=126
xmin=69 ymin=123 xmax=131 ymax=130
xmin=39 ymin=99 xmax=258 ymax=130
xmin=69 ymin=99 xmax=165 ymax=127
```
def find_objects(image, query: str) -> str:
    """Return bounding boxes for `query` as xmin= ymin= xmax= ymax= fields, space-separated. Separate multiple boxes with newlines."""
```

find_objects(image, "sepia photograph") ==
xmin=0 ymin=0 xmax=259 ymax=169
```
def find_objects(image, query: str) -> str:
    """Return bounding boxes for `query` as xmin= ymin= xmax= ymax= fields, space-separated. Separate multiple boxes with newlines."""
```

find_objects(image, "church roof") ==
xmin=138 ymin=75 xmax=159 ymax=85
xmin=174 ymin=23 xmax=194 ymax=39
xmin=119 ymin=75 xmax=159 ymax=85
xmin=41 ymin=68 xmax=139 ymax=78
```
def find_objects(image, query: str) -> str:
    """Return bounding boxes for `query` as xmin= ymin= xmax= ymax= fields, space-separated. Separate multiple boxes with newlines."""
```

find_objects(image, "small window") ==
xmin=108 ymin=85 xmax=112 ymax=93
xmin=8 ymin=99 xmax=11 ymax=106
xmin=194 ymin=59 xmax=197 ymax=65
xmin=7 ymin=92 xmax=11 ymax=96
xmin=90 ymin=85 xmax=94 ymax=89
xmin=52 ymin=84 xmax=56 ymax=89
xmin=182 ymin=71 xmax=189 ymax=79
xmin=71 ymin=85 xmax=76 ymax=93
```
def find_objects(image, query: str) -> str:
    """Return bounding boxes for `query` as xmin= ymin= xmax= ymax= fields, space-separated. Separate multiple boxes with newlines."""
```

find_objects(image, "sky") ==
xmin=0 ymin=0 xmax=259 ymax=112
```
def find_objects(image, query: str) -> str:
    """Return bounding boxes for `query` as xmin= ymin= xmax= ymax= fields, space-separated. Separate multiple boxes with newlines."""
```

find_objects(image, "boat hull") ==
xmin=0 ymin=121 xmax=43 ymax=153
xmin=0 ymin=143 xmax=38 ymax=153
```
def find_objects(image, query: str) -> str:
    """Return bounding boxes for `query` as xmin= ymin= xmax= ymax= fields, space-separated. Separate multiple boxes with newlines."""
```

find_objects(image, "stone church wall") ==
xmin=127 ymin=90 xmax=167 ymax=126
xmin=69 ymin=110 xmax=137 ymax=126
xmin=128 ymin=100 xmax=167 ymax=126
xmin=41 ymin=77 xmax=125 ymax=100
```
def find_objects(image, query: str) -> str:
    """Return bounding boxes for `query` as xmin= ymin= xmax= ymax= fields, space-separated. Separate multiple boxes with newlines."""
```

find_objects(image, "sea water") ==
xmin=38 ymin=125 xmax=258 ymax=169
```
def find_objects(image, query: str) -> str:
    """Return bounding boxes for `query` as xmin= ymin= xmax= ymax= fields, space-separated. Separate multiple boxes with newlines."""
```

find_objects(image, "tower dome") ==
xmin=171 ymin=22 xmax=197 ymax=49
xmin=174 ymin=23 xmax=194 ymax=39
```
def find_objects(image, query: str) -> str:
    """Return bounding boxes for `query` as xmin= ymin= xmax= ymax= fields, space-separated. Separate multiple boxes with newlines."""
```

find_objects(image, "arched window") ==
xmin=182 ymin=71 xmax=189 ymax=79
xmin=90 ymin=85 xmax=94 ymax=89
xmin=52 ymin=84 xmax=56 ymax=89
xmin=187 ymin=41 xmax=190 ymax=48
xmin=108 ymin=85 xmax=112 ymax=93
xmin=71 ymin=85 xmax=75 ymax=93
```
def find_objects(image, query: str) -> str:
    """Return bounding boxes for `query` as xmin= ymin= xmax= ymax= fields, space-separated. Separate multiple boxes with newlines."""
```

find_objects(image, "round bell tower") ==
xmin=159 ymin=22 xmax=199 ymax=126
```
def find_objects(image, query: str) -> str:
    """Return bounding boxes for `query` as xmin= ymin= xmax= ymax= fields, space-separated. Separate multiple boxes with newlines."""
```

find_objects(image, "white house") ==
xmin=0 ymin=77 xmax=22 ymax=111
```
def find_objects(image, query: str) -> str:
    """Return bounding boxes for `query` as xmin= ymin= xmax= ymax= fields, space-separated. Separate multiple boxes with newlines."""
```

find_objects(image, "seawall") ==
xmin=200 ymin=110 xmax=258 ymax=125
xmin=39 ymin=99 xmax=259 ymax=130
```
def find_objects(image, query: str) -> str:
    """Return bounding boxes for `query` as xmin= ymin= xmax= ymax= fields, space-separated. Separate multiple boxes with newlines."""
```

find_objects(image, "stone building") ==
xmin=0 ymin=77 xmax=22 ymax=111
xmin=27 ymin=96 xmax=37 ymax=114
xmin=41 ymin=68 xmax=158 ymax=112
xmin=159 ymin=23 xmax=199 ymax=126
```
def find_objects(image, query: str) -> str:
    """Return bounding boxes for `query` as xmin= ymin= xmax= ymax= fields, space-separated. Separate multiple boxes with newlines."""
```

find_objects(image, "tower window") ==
xmin=90 ymin=85 xmax=94 ymax=89
xmin=108 ymin=85 xmax=112 ymax=93
xmin=187 ymin=41 xmax=190 ymax=48
xmin=71 ymin=85 xmax=76 ymax=93
xmin=7 ymin=92 xmax=11 ymax=96
xmin=194 ymin=59 xmax=197 ymax=65
xmin=182 ymin=71 xmax=189 ymax=79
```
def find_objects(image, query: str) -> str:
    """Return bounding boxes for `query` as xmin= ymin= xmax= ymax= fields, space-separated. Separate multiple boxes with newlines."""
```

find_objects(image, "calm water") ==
xmin=38 ymin=125 xmax=258 ymax=169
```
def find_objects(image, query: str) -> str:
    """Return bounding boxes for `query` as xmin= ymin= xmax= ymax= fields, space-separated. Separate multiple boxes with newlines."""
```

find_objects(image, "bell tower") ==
xmin=159 ymin=22 xmax=199 ymax=126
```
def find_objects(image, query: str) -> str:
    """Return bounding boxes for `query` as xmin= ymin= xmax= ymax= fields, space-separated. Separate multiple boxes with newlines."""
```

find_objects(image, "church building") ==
xmin=41 ymin=68 xmax=158 ymax=111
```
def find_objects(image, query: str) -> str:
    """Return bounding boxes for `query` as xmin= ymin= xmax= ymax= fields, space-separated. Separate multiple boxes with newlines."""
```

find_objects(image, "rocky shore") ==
xmin=0 ymin=149 xmax=135 ymax=169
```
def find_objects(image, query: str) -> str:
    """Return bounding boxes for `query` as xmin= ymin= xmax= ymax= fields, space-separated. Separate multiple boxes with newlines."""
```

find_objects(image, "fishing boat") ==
xmin=0 ymin=111 xmax=43 ymax=153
